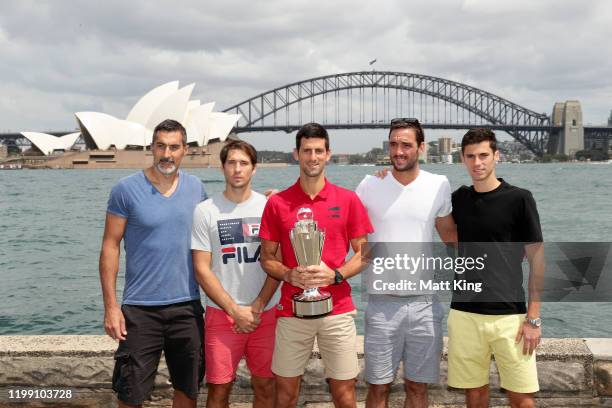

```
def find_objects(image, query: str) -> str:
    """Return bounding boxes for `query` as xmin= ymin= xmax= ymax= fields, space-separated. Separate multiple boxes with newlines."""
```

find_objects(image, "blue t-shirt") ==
xmin=107 ymin=170 xmax=207 ymax=305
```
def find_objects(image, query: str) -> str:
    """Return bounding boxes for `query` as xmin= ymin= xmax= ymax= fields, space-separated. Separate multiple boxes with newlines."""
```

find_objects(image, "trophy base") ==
xmin=292 ymin=292 xmax=333 ymax=318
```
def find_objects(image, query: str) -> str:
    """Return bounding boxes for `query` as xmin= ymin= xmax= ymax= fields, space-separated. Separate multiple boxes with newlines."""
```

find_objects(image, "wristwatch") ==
xmin=525 ymin=316 xmax=542 ymax=327
xmin=333 ymin=269 xmax=344 ymax=285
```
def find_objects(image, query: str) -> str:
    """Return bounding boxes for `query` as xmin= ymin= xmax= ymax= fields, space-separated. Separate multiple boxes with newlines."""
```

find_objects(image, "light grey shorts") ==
xmin=364 ymin=295 xmax=444 ymax=384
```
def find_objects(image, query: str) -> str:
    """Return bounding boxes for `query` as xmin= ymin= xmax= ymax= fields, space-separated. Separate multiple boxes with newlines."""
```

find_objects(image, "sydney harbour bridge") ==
xmin=224 ymin=71 xmax=556 ymax=156
xmin=4 ymin=71 xmax=612 ymax=157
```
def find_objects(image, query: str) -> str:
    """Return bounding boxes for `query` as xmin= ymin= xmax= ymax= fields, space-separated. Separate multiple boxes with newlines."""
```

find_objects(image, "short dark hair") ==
xmin=152 ymin=119 xmax=187 ymax=144
xmin=388 ymin=118 xmax=424 ymax=145
xmin=220 ymin=140 xmax=257 ymax=166
xmin=461 ymin=128 xmax=497 ymax=153
xmin=295 ymin=123 xmax=329 ymax=151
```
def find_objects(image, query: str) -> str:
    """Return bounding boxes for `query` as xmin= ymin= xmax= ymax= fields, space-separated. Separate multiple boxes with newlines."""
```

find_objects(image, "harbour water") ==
xmin=1 ymin=163 xmax=611 ymax=337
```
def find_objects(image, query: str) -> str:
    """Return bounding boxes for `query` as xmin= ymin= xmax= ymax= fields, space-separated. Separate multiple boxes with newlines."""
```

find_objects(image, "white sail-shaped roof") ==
xmin=205 ymin=113 xmax=241 ymax=143
xmin=185 ymin=102 xmax=216 ymax=145
xmin=145 ymin=83 xmax=195 ymax=131
xmin=187 ymin=100 xmax=200 ymax=112
xmin=75 ymin=112 xmax=121 ymax=150
xmin=76 ymin=112 xmax=153 ymax=150
xmin=126 ymin=81 xmax=179 ymax=126
xmin=113 ymin=121 xmax=151 ymax=149
xmin=21 ymin=132 xmax=80 ymax=155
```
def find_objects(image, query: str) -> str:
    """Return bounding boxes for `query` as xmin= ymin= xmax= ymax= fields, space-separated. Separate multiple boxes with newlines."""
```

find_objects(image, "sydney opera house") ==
xmin=21 ymin=82 xmax=241 ymax=168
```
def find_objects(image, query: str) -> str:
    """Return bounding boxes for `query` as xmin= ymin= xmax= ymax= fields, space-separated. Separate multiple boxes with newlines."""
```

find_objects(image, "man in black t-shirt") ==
xmin=447 ymin=128 xmax=544 ymax=408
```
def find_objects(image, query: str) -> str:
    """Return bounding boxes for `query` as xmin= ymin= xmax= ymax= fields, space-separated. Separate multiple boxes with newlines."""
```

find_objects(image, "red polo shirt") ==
xmin=259 ymin=178 xmax=374 ymax=317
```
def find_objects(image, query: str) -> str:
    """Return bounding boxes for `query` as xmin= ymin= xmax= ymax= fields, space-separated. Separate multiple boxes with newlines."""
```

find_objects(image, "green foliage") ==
xmin=538 ymin=154 xmax=569 ymax=163
xmin=575 ymin=149 xmax=609 ymax=161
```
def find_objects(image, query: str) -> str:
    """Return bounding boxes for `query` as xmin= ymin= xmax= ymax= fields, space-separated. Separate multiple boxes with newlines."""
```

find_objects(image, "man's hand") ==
xmin=264 ymin=189 xmax=279 ymax=199
xmin=104 ymin=305 xmax=127 ymax=341
xmin=374 ymin=168 xmax=390 ymax=179
xmin=516 ymin=321 xmax=541 ymax=355
xmin=303 ymin=262 xmax=335 ymax=288
xmin=230 ymin=305 xmax=260 ymax=333
xmin=284 ymin=267 xmax=308 ymax=289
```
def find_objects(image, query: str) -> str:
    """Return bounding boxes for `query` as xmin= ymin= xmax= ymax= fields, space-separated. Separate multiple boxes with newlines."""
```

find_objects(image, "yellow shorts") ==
xmin=447 ymin=309 xmax=539 ymax=393
xmin=271 ymin=311 xmax=358 ymax=380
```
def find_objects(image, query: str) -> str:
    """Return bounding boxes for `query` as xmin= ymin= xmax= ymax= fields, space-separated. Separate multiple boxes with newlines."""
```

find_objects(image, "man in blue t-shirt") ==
xmin=99 ymin=119 xmax=207 ymax=408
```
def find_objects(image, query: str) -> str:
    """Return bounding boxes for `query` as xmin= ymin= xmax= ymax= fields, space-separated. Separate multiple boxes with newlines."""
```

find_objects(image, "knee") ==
xmin=368 ymin=383 xmax=391 ymax=398
xmin=405 ymin=380 xmax=427 ymax=396
xmin=206 ymin=383 xmax=232 ymax=402
xmin=173 ymin=389 xmax=197 ymax=406
xmin=276 ymin=384 xmax=299 ymax=407
xmin=334 ymin=393 xmax=355 ymax=407
xmin=276 ymin=392 xmax=299 ymax=407
xmin=466 ymin=385 xmax=488 ymax=396
xmin=509 ymin=395 xmax=535 ymax=408
xmin=251 ymin=378 xmax=274 ymax=397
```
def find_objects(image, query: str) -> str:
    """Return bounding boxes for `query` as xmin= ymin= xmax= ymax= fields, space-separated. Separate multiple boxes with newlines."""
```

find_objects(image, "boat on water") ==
xmin=0 ymin=163 xmax=22 ymax=170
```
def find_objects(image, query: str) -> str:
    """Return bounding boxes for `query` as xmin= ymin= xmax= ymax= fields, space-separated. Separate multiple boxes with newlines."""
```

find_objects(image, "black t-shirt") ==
xmin=450 ymin=179 xmax=543 ymax=315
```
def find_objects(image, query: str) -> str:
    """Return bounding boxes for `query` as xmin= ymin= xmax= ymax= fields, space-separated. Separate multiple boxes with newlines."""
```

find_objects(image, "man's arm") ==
xmin=304 ymin=235 xmax=369 ymax=287
xmin=435 ymin=214 xmax=457 ymax=244
xmin=246 ymin=246 xmax=282 ymax=330
xmin=251 ymin=276 xmax=281 ymax=314
xmin=99 ymin=213 xmax=127 ymax=341
xmin=260 ymin=239 xmax=307 ymax=288
xmin=515 ymin=242 xmax=545 ymax=355
xmin=192 ymin=250 xmax=260 ymax=333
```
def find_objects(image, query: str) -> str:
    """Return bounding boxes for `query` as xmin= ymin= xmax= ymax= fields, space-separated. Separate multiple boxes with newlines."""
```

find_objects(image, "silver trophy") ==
xmin=289 ymin=207 xmax=333 ymax=318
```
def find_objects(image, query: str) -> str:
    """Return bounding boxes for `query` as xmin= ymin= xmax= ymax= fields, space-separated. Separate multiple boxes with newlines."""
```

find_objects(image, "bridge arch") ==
xmin=223 ymin=71 xmax=551 ymax=155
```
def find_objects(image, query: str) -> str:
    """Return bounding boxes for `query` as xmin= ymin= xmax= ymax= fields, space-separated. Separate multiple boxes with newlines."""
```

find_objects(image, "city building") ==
xmin=438 ymin=137 xmax=453 ymax=163
xmin=382 ymin=140 xmax=389 ymax=155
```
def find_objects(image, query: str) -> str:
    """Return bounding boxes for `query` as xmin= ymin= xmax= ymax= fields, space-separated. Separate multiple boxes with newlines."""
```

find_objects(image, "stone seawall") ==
xmin=0 ymin=336 xmax=610 ymax=407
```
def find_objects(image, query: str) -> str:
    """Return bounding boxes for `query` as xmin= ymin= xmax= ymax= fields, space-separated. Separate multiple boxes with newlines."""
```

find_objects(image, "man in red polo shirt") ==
xmin=259 ymin=122 xmax=373 ymax=408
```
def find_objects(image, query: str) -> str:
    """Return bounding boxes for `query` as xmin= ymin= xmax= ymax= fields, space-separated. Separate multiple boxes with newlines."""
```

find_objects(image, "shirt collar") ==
xmin=289 ymin=177 xmax=331 ymax=200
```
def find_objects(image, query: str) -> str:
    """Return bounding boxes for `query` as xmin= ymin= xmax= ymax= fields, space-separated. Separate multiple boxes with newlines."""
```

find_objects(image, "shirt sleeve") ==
xmin=106 ymin=182 xmax=129 ymax=218
xmin=520 ymin=190 xmax=543 ymax=242
xmin=436 ymin=177 xmax=453 ymax=218
xmin=259 ymin=198 xmax=281 ymax=242
xmin=191 ymin=204 xmax=212 ymax=251
xmin=354 ymin=176 xmax=368 ymax=202
xmin=347 ymin=192 xmax=374 ymax=240
xmin=200 ymin=181 xmax=208 ymax=202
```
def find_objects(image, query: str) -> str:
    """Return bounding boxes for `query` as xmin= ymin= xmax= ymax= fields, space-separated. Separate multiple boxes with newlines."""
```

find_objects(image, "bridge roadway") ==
xmin=1 ymin=124 xmax=611 ymax=156
xmin=3 ymin=124 xmax=607 ymax=140
xmin=233 ymin=123 xmax=560 ymax=133
xmin=0 ymin=124 xmax=563 ymax=140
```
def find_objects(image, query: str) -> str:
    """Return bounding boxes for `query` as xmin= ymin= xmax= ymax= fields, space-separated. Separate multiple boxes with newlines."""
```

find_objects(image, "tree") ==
xmin=575 ymin=149 xmax=609 ymax=162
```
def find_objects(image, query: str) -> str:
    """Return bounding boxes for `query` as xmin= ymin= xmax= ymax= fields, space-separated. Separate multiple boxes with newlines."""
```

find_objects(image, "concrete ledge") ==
xmin=0 ymin=336 xmax=610 ymax=407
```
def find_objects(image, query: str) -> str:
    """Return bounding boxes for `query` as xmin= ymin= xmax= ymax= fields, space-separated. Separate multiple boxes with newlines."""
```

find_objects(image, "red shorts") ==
xmin=204 ymin=306 xmax=276 ymax=384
